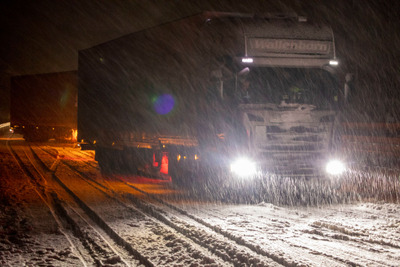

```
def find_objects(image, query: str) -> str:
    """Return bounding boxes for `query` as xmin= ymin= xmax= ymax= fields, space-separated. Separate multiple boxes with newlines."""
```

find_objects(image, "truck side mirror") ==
xmin=344 ymin=73 xmax=354 ymax=103
xmin=210 ymin=69 xmax=224 ymax=99
xmin=235 ymin=67 xmax=250 ymax=93
xmin=238 ymin=67 xmax=250 ymax=76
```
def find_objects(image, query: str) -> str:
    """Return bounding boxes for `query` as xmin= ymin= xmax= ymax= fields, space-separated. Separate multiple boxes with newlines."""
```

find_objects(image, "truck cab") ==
xmin=203 ymin=13 xmax=344 ymax=177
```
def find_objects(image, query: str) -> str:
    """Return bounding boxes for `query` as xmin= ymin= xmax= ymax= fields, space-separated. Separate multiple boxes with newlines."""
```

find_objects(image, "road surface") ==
xmin=1 ymin=128 xmax=399 ymax=266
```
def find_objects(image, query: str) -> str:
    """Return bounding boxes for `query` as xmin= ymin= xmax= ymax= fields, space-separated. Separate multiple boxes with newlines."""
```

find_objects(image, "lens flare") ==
xmin=153 ymin=94 xmax=175 ymax=115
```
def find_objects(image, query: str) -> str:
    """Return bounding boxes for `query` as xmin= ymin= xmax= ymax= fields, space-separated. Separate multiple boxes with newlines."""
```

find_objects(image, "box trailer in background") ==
xmin=10 ymin=71 xmax=77 ymax=141
xmin=78 ymin=12 xmax=345 ymax=181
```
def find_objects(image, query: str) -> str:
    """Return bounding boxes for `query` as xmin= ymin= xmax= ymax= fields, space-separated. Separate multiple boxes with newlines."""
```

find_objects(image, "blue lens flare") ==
xmin=153 ymin=94 xmax=175 ymax=115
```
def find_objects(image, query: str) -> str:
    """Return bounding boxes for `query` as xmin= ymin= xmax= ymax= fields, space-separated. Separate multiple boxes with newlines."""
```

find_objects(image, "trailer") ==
xmin=10 ymin=71 xmax=77 ymax=142
xmin=78 ymin=12 xmax=346 ymax=180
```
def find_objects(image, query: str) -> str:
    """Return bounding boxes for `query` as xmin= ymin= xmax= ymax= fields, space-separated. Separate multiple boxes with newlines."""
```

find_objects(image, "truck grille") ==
xmin=244 ymin=107 xmax=335 ymax=177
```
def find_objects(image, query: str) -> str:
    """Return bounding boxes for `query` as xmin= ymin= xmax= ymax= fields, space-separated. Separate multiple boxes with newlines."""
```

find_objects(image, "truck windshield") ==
xmin=236 ymin=67 xmax=338 ymax=109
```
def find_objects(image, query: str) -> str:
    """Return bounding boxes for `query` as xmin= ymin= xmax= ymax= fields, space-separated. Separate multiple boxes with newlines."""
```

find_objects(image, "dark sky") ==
xmin=0 ymin=0 xmax=299 ymax=75
xmin=0 ymin=0 xmax=193 ymax=75
xmin=1 ymin=0 xmax=399 ymax=122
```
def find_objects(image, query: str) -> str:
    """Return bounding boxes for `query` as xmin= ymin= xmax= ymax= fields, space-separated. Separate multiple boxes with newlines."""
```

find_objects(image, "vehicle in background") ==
xmin=78 ymin=12 xmax=346 ymax=181
xmin=10 ymin=71 xmax=77 ymax=142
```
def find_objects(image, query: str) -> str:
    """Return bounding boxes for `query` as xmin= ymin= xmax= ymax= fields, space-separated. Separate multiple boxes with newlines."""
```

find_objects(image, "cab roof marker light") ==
xmin=329 ymin=59 xmax=339 ymax=66
xmin=298 ymin=16 xmax=307 ymax=22
xmin=242 ymin=57 xmax=253 ymax=63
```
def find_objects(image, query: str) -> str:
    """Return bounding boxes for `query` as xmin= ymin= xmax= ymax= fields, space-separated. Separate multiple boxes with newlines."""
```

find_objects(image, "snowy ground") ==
xmin=1 ymin=128 xmax=400 ymax=266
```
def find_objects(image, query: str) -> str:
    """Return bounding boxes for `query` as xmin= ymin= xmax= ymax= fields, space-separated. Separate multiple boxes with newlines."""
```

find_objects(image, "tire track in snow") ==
xmin=10 ymin=142 xmax=146 ymax=266
xmin=50 ymin=146 xmax=322 ymax=266
xmin=38 ymin=144 xmax=400 ymax=266
xmin=116 ymin=175 xmax=400 ymax=266
xmin=193 ymin=203 xmax=400 ymax=266
xmin=7 ymin=142 xmax=89 ymax=266
xmin=41 ymin=145 xmax=284 ymax=266
xmin=116 ymin=177 xmax=350 ymax=267
xmin=35 ymin=145 xmax=238 ymax=266
xmin=43 ymin=144 xmax=345 ymax=266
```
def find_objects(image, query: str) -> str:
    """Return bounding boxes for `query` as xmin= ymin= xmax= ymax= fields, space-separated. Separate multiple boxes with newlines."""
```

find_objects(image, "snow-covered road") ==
xmin=1 ymin=140 xmax=399 ymax=266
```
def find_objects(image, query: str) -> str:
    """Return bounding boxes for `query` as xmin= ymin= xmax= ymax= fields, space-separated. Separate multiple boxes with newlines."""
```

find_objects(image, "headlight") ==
xmin=325 ymin=159 xmax=346 ymax=175
xmin=230 ymin=158 xmax=256 ymax=177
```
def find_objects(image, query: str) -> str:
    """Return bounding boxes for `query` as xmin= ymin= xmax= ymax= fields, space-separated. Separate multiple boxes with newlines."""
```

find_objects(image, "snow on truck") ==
xmin=78 ymin=12 xmax=346 ymax=180
xmin=10 ymin=71 xmax=78 ymax=142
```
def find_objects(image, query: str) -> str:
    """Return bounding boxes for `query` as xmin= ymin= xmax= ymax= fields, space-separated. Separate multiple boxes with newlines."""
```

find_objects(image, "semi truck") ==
xmin=78 ymin=12 xmax=346 ymax=180
xmin=10 ymin=71 xmax=78 ymax=142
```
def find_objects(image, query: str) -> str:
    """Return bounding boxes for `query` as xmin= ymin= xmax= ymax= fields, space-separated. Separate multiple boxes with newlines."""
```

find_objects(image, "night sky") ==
xmin=1 ymin=0 xmax=399 ymax=123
